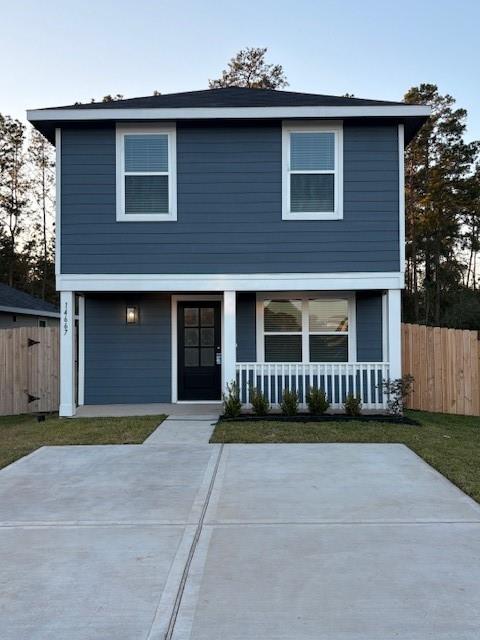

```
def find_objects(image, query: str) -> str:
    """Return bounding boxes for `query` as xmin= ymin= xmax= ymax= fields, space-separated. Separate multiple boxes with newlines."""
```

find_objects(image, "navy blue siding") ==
xmin=61 ymin=122 xmax=399 ymax=274
xmin=84 ymin=293 xmax=171 ymax=404
xmin=236 ymin=292 xmax=256 ymax=361
xmin=356 ymin=292 xmax=383 ymax=361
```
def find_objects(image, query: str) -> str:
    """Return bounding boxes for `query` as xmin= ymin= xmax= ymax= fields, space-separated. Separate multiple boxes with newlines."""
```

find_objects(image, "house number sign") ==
xmin=63 ymin=301 xmax=69 ymax=336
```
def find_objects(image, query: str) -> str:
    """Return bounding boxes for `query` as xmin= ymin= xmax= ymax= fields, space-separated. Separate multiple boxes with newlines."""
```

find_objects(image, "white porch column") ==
xmin=59 ymin=291 xmax=76 ymax=417
xmin=77 ymin=295 xmax=85 ymax=406
xmin=223 ymin=290 xmax=236 ymax=392
xmin=387 ymin=289 xmax=402 ymax=380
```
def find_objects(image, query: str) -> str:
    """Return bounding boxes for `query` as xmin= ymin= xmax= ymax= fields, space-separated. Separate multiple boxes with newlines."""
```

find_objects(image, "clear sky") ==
xmin=2 ymin=0 xmax=479 ymax=140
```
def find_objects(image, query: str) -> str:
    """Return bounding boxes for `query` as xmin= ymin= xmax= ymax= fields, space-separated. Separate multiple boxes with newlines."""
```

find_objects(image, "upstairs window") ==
xmin=116 ymin=125 xmax=177 ymax=221
xmin=282 ymin=122 xmax=343 ymax=220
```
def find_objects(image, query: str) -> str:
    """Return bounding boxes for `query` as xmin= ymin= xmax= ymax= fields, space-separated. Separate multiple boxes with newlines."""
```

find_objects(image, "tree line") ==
xmin=0 ymin=116 xmax=55 ymax=302
xmin=1 ymin=48 xmax=479 ymax=327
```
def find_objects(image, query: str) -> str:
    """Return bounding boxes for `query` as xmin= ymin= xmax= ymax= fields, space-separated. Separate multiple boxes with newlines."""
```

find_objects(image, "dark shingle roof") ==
xmin=28 ymin=87 xmax=429 ymax=145
xmin=0 ymin=283 xmax=59 ymax=315
xmin=41 ymin=87 xmax=408 ymax=111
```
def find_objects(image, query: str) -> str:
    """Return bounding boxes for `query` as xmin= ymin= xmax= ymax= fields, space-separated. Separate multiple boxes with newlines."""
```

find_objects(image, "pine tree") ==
xmin=0 ymin=114 xmax=30 ymax=288
xmin=403 ymin=84 xmax=479 ymax=325
xmin=209 ymin=47 xmax=288 ymax=89
xmin=28 ymin=129 xmax=55 ymax=299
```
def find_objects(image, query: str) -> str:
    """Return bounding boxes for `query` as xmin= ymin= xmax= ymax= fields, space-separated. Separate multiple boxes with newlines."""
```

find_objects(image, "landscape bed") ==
xmin=219 ymin=413 xmax=420 ymax=425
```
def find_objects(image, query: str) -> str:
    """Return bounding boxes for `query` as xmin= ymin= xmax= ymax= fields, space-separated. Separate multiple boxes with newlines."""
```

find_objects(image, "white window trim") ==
xmin=282 ymin=120 xmax=343 ymax=221
xmin=115 ymin=123 xmax=177 ymax=222
xmin=256 ymin=292 xmax=356 ymax=363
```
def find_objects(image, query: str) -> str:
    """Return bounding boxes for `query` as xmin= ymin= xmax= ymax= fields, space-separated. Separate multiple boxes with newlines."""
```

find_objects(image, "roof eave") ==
xmin=28 ymin=104 xmax=431 ymax=145
xmin=27 ymin=104 xmax=431 ymax=122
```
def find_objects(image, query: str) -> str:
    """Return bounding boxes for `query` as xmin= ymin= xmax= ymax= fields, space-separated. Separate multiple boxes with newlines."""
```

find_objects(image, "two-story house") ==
xmin=27 ymin=88 xmax=429 ymax=416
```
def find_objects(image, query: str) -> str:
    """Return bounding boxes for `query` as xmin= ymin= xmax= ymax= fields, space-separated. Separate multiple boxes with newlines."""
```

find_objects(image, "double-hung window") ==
xmin=282 ymin=122 xmax=343 ymax=220
xmin=259 ymin=295 xmax=353 ymax=363
xmin=264 ymin=299 xmax=303 ymax=362
xmin=116 ymin=125 xmax=177 ymax=221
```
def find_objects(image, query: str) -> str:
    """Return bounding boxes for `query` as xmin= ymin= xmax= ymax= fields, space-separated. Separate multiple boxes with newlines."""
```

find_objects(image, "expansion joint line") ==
xmin=164 ymin=444 xmax=224 ymax=639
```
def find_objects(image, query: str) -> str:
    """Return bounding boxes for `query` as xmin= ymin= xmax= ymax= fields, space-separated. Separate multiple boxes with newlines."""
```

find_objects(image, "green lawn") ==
xmin=0 ymin=413 xmax=165 ymax=470
xmin=212 ymin=411 xmax=480 ymax=503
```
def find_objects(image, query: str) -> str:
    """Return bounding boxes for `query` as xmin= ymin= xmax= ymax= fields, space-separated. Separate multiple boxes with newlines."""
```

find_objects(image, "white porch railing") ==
xmin=236 ymin=362 xmax=390 ymax=411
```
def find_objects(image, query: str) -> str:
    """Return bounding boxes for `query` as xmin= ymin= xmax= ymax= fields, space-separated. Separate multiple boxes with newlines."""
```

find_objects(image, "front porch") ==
xmin=58 ymin=287 xmax=401 ymax=416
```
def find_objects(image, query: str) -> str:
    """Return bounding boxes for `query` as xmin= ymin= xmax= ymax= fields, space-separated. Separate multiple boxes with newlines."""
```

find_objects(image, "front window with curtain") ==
xmin=308 ymin=298 xmax=348 ymax=362
xmin=264 ymin=299 xmax=303 ymax=362
xmin=263 ymin=297 xmax=349 ymax=363
xmin=282 ymin=123 xmax=342 ymax=220
xmin=116 ymin=125 xmax=177 ymax=221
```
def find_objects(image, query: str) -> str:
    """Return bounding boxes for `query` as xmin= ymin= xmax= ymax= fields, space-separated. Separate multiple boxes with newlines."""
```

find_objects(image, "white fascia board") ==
xmin=57 ymin=272 xmax=405 ymax=292
xmin=27 ymin=105 xmax=431 ymax=122
xmin=0 ymin=305 xmax=60 ymax=318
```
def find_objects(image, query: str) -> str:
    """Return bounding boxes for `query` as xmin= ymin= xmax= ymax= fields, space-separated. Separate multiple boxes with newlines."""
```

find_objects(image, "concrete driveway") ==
xmin=0 ymin=438 xmax=479 ymax=639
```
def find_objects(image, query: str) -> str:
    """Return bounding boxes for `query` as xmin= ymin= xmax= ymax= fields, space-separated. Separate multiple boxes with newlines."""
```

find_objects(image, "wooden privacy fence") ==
xmin=402 ymin=323 xmax=480 ymax=416
xmin=0 ymin=324 xmax=479 ymax=417
xmin=0 ymin=327 xmax=59 ymax=416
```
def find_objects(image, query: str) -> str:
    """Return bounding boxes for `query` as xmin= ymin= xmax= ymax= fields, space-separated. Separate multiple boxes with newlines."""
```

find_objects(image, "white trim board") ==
xmin=28 ymin=105 xmax=431 ymax=122
xmin=398 ymin=124 xmax=406 ymax=273
xmin=55 ymin=128 xmax=61 ymax=275
xmin=77 ymin=295 xmax=85 ymax=406
xmin=57 ymin=271 xmax=405 ymax=292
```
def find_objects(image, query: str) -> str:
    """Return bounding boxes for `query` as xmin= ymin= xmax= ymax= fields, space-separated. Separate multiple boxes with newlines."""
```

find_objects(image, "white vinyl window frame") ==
xmin=116 ymin=123 xmax=177 ymax=222
xmin=263 ymin=298 xmax=303 ymax=363
xmin=256 ymin=292 xmax=356 ymax=363
xmin=282 ymin=120 xmax=343 ymax=221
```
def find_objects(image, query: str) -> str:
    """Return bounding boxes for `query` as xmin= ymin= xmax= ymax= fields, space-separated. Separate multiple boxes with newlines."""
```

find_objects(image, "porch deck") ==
xmin=75 ymin=403 xmax=223 ymax=419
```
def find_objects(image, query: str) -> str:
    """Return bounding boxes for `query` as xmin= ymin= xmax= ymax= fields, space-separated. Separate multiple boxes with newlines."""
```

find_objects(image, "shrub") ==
xmin=344 ymin=393 xmax=362 ymax=416
xmin=223 ymin=381 xmax=242 ymax=418
xmin=382 ymin=375 xmax=415 ymax=416
xmin=306 ymin=387 xmax=330 ymax=415
xmin=280 ymin=389 xmax=299 ymax=416
xmin=249 ymin=386 xmax=270 ymax=416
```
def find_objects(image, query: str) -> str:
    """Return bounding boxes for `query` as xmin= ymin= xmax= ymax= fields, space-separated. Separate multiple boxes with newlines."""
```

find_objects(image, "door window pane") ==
xmin=290 ymin=174 xmax=334 ymax=212
xmin=265 ymin=335 xmax=302 ymax=362
xmin=264 ymin=300 xmax=302 ymax=332
xmin=309 ymin=335 xmax=348 ymax=362
xmin=201 ymin=328 xmax=214 ymax=346
xmin=200 ymin=308 xmax=214 ymax=326
xmin=201 ymin=348 xmax=215 ymax=366
xmin=184 ymin=348 xmax=199 ymax=367
xmin=184 ymin=308 xmax=199 ymax=326
xmin=185 ymin=328 xmax=199 ymax=347
xmin=309 ymin=299 xmax=348 ymax=332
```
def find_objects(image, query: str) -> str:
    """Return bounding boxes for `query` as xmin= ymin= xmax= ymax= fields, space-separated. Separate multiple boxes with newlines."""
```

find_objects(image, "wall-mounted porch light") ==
xmin=126 ymin=305 xmax=139 ymax=324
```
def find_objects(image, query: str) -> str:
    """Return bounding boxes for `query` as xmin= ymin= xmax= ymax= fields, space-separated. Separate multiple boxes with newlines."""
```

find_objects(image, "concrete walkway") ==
xmin=144 ymin=417 xmax=217 ymax=445
xmin=1 ymin=441 xmax=479 ymax=639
